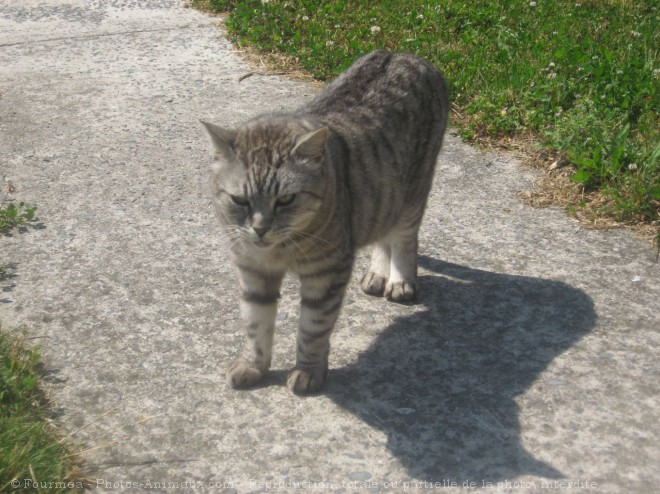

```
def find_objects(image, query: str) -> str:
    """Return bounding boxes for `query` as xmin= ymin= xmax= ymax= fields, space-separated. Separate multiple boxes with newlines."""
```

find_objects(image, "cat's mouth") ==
xmin=254 ymin=238 xmax=290 ymax=250
xmin=254 ymin=239 xmax=273 ymax=249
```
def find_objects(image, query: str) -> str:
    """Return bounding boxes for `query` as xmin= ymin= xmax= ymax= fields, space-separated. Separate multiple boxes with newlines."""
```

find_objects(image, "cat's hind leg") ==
xmin=360 ymin=242 xmax=390 ymax=296
xmin=384 ymin=222 xmax=419 ymax=303
xmin=227 ymin=266 xmax=284 ymax=388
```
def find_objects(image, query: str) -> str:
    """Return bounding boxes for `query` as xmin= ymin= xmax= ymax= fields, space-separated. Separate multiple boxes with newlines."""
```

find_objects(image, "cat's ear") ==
xmin=200 ymin=120 xmax=237 ymax=163
xmin=292 ymin=127 xmax=329 ymax=160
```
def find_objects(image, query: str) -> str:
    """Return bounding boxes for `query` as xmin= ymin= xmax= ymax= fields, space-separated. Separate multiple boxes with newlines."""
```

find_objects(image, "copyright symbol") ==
xmin=11 ymin=479 xmax=21 ymax=488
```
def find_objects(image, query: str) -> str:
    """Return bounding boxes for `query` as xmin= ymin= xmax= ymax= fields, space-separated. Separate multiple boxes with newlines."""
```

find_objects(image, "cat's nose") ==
xmin=253 ymin=226 xmax=270 ymax=238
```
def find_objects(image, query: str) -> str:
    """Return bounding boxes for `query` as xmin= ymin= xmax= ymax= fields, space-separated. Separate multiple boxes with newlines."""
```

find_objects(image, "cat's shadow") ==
xmin=324 ymin=255 xmax=596 ymax=483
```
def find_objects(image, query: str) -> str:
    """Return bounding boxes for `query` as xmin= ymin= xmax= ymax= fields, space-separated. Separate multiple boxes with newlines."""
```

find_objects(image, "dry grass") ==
xmin=231 ymin=42 xmax=324 ymax=88
xmin=451 ymin=110 xmax=658 ymax=246
xmin=495 ymin=137 xmax=657 ymax=245
xmin=518 ymin=147 xmax=658 ymax=245
xmin=188 ymin=4 xmax=323 ymax=86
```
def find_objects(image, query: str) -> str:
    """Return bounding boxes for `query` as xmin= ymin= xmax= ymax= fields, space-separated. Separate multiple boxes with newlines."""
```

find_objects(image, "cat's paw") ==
xmin=384 ymin=280 xmax=417 ymax=303
xmin=360 ymin=271 xmax=387 ymax=296
xmin=227 ymin=359 xmax=267 ymax=388
xmin=287 ymin=368 xmax=326 ymax=395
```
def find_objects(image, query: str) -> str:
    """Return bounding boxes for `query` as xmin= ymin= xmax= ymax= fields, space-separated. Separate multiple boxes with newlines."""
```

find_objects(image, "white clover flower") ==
xmin=370 ymin=25 xmax=381 ymax=33
xmin=548 ymin=72 xmax=557 ymax=79
xmin=549 ymin=62 xmax=556 ymax=67
xmin=628 ymin=163 xmax=638 ymax=171
xmin=302 ymin=15 xmax=309 ymax=21
xmin=529 ymin=1 xmax=537 ymax=6
xmin=631 ymin=30 xmax=641 ymax=37
xmin=417 ymin=14 xmax=424 ymax=19
xmin=325 ymin=40 xmax=334 ymax=47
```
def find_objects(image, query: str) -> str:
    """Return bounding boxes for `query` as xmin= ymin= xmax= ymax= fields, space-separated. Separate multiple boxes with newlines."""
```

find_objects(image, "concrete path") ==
xmin=1 ymin=1 xmax=658 ymax=493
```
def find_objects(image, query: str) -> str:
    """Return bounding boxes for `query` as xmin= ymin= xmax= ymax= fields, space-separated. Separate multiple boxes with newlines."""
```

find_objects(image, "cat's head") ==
xmin=201 ymin=117 xmax=329 ymax=251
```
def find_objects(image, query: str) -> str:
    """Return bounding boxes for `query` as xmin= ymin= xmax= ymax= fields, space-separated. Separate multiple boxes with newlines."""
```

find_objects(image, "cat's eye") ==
xmin=230 ymin=195 xmax=249 ymax=206
xmin=275 ymin=194 xmax=296 ymax=207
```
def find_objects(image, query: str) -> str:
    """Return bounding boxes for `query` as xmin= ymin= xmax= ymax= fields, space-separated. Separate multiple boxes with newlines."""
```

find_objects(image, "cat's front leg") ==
xmin=288 ymin=268 xmax=352 ymax=394
xmin=227 ymin=265 xmax=284 ymax=388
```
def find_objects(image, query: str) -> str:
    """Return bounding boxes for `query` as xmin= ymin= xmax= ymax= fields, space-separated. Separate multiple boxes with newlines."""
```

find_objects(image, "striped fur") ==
xmin=202 ymin=51 xmax=448 ymax=394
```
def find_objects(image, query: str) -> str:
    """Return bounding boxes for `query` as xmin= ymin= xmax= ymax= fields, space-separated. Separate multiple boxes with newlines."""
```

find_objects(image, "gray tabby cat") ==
xmin=201 ymin=50 xmax=448 ymax=395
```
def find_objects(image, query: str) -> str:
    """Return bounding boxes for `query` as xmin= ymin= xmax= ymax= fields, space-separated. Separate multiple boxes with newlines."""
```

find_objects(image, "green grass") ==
xmin=0 ymin=327 xmax=83 ymax=492
xmin=193 ymin=0 xmax=659 ymax=227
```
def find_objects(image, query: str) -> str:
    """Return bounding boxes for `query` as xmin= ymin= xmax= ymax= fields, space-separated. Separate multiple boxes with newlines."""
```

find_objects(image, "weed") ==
xmin=0 ymin=178 xmax=37 ymax=233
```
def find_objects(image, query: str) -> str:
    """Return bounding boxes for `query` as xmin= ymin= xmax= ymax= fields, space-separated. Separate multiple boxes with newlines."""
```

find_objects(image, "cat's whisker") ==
xmin=289 ymin=232 xmax=329 ymax=263
xmin=275 ymin=229 xmax=318 ymax=259
xmin=216 ymin=228 xmax=245 ymax=249
xmin=290 ymin=230 xmax=341 ymax=253
xmin=284 ymin=236 xmax=312 ymax=265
